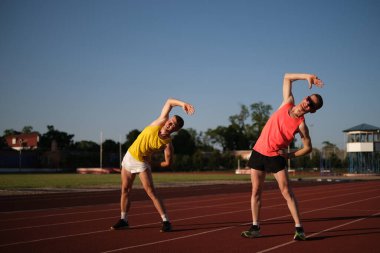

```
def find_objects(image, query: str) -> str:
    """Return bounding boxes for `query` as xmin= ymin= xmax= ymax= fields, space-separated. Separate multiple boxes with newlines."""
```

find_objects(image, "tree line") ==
xmin=0 ymin=102 xmax=347 ymax=171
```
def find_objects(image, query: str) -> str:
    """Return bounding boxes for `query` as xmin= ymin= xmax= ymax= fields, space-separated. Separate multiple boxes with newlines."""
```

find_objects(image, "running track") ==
xmin=0 ymin=180 xmax=379 ymax=253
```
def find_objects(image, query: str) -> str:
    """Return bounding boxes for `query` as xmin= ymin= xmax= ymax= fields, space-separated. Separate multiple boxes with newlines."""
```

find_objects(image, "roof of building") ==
xmin=343 ymin=123 xmax=380 ymax=132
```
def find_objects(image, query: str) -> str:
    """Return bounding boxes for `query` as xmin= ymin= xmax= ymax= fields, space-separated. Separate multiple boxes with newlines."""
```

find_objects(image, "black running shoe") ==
xmin=294 ymin=227 xmax=306 ymax=241
xmin=160 ymin=221 xmax=172 ymax=232
xmin=241 ymin=225 xmax=261 ymax=238
xmin=111 ymin=219 xmax=129 ymax=230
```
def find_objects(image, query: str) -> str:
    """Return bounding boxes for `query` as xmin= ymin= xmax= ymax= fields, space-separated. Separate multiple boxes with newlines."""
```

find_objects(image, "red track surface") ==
xmin=0 ymin=180 xmax=379 ymax=253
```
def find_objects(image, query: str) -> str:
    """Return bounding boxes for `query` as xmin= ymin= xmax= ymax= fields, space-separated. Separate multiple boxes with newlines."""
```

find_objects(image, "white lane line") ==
xmin=0 ymin=200 xmax=250 ymax=232
xmin=104 ymin=226 xmax=237 ymax=252
xmin=1 ymin=181 xmax=374 ymax=223
xmin=0 ymin=192 xmax=251 ymax=220
xmin=0 ymin=180 xmax=372 ymax=223
xmin=1 ymin=187 xmax=377 ymax=232
xmin=0 ymin=185 xmax=245 ymax=214
xmin=1 ymin=188 xmax=378 ymax=248
xmin=257 ymin=211 xmax=380 ymax=253
xmin=1 ymin=180 xmax=372 ymax=216
xmin=100 ymin=195 xmax=380 ymax=253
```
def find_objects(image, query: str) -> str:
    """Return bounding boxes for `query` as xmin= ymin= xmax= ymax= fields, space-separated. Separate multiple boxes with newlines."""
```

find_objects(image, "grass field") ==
xmin=0 ymin=172 xmax=254 ymax=190
xmin=1 ymin=171 xmax=377 ymax=192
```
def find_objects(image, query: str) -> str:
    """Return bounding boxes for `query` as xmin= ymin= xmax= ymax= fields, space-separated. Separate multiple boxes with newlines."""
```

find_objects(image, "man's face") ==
xmin=164 ymin=117 xmax=179 ymax=133
xmin=300 ymin=95 xmax=318 ymax=113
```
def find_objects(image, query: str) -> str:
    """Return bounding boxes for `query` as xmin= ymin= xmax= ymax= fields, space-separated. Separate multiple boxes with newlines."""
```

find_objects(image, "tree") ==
xmin=250 ymin=102 xmax=272 ymax=135
xmin=229 ymin=104 xmax=255 ymax=147
xmin=205 ymin=125 xmax=249 ymax=151
xmin=3 ymin=129 xmax=19 ymax=136
xmin=205 ymin=101 xmax=272 ymax=151
xmin=39 ymin=125 xmax=74 ymax=150
xmin=172 ymin=129 xmax=196 ymax=155
xmin=3 ymin=126 xmax=35 ymax=136
xmin=102 ymin=139 xmax=119 ymax=153
xmin=123 ymin=129 xmax=141 ymax=150
xmin=73 ymin=140 xmax=99 ymax=152
xmin=22 ymin=126 xmax=34 ymax=133
xmin=187 ymin=128 xmax=215 ymax=151
xmin=229 ymin=104 xmax=249 ymax=129
xmin=205 ymin=126 xmax=229 ymax=151
xmin=0 ymin=136 xmax=7 ymax=149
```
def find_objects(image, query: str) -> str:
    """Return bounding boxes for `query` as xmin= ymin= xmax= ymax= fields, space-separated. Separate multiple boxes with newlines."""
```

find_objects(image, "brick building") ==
xmin=4 ymin=132 xmax=40 ymax=150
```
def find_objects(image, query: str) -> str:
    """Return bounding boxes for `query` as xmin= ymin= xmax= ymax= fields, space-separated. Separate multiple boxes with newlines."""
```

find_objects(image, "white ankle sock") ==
xmin=161 ymin=214 xmax=168 ymax=222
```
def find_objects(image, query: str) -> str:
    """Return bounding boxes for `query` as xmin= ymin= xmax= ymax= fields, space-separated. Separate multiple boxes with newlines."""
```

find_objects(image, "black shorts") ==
xmin=247 ymin=149 xmax=287 ymax=173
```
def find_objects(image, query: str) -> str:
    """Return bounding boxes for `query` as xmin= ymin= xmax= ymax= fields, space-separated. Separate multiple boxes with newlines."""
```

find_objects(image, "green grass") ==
xmin=0 ymin=174 xmax=121 ymax=189
xmin=0 ymin=172 xmax=253 ymax=190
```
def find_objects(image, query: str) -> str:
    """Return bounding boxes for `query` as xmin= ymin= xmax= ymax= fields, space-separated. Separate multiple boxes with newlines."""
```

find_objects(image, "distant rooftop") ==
xmin=343 ymin=123 xmax=380 ymax=132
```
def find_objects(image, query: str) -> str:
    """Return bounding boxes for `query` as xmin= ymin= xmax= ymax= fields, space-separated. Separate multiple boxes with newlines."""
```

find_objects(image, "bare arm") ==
xmin=279 ymin=122 xmax=312 ymax=159
xmin=150 ymin=98 xmax=195 ymax=126
xmin=159 ymin=143 xmax=174 ymax=168
xmin=281 ymin=73 xmax=324 ymax=107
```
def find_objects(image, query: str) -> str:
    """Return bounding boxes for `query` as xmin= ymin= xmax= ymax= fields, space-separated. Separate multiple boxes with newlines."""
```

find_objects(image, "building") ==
xmin=4 ymin=132 xmax=40 ymax=151
xmin=343 ymin=123 xmax=380 ymax=174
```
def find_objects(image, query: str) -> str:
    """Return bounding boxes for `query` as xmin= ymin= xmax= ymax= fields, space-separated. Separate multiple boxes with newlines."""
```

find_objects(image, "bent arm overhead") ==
xmin=151 ymin=98 xmax=195 ymax=126
xmin=282 ymin=73 xmax=324 ymax=106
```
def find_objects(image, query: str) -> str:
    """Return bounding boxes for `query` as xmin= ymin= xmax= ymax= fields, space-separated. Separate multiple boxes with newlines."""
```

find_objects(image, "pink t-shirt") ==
xmin=253 ymin=103 xmax=304 ymax=156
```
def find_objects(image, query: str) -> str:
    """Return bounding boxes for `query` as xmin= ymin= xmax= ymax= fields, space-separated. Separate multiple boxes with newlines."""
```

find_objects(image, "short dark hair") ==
xmin=311 ymin=94 xmax=323 ymax=113
xmin=314 ymin=94 xmax=323 ymax=110
xmin=174 ymin=115 xmax=184 ymax=130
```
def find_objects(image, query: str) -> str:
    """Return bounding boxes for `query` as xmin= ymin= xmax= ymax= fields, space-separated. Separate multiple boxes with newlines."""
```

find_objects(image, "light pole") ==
xmin=100 ymin=131 xmax=103 ymax=169
xmin=18 ymin=139 xmax=23 ymax=171
xmin=119 ymin=135 xmax=122 ymax=169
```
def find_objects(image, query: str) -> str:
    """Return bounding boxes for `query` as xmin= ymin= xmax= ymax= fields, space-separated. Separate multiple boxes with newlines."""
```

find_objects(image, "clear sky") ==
xmin=1 ymin=0 xmax=379 ymax=149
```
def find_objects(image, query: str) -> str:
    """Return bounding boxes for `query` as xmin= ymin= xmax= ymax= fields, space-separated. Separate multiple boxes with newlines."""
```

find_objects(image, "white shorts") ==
xmin=121 ymin=151 xmax=151 ymax=174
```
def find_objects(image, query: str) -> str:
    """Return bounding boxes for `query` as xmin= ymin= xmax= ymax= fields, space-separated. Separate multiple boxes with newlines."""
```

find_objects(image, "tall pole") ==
xmin=100 ymin=131 xmax=103 ymax=169
xmin=19 ymin=149 xmax=22 ymax=171
xmin=18 ymin=139 xmax=23 ymax=171
xmin=119 ymin=135 xmax=122 ymax=168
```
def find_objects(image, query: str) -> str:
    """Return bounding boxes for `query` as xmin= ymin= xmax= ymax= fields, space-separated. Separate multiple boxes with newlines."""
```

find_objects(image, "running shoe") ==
xmin=294 ymin=227 xmax=306 ymax=241
xmin=160 ymin=221 xmax=172 ymax=232
xmin=111 ymin=219 xmax=129 ymax=230
xmin=241 ymin=225 xmax=261 ymax=238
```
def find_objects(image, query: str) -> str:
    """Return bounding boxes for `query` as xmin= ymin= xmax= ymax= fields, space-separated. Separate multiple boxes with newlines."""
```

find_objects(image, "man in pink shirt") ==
xmin=241 ymin=73 xmax=324 ymax=241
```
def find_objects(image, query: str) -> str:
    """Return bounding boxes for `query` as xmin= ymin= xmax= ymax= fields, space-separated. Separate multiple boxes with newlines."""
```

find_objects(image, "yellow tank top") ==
xmin=128 ymin=125 xmax=172 ymax=162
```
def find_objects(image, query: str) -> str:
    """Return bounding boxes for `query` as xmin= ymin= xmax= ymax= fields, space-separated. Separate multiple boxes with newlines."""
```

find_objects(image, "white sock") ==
xmin=121 ymin=212 xmax=127 ymax=221
xmin=161 ymin=214 xmax=169 ymax=222
xmin=252 ymin=222 xmax=259 ymax=226
xmin=295 ymin=224 xmax=302 ymax=228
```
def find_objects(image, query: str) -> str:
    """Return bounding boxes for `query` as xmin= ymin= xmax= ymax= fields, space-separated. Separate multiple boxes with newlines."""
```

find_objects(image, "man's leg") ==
xmin=273 ymin=169 xmax=301 ymax=224
xmin=251 ymin=169 xmax=266 ymax=224
xmin=274 ymin=169 xmax=306 ymax=240
xmin=241 ymin=169 xmax=266 ymax=238
xmin=121 ymin=168 xmax=136 ymax=215
xmin=139 ymin=169 xmax=167 ymax=216
xmin=111 ymin=168 xmax=135 ymax=230
xmin=139 ymin=169 xmax=172 ymax=232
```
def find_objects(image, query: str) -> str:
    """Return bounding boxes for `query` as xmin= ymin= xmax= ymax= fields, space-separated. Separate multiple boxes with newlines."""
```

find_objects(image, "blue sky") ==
xmin=1 ymin=0 xmax=379 ymax=149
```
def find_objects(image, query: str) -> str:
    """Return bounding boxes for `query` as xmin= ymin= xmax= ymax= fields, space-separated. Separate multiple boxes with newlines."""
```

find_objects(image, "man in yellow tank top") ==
xmin=111 ymin=98 xmax=195 ymax=232
xmin=241 ymin=73 xmax=324 ymax=241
